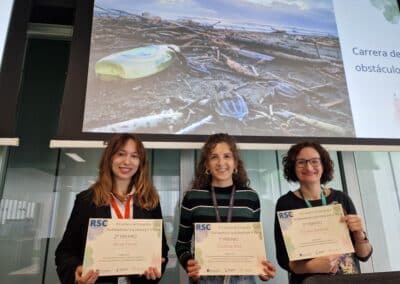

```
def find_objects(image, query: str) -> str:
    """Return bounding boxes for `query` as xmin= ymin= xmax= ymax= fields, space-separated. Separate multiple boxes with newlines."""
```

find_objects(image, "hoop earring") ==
xmin=205 ymin=169 xmax=210 ymax=175
xmin=233 ymin=168 xmax=238 ymax=174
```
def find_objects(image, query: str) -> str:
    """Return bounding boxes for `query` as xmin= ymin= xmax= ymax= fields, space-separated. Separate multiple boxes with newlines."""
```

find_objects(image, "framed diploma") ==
xmin=277 ymin=204 xmax=354 ymax=261
xmin=82 ymin=218 xmax=162 ymax=276
xmin=194 ymin=222 xmax=267 ymax=276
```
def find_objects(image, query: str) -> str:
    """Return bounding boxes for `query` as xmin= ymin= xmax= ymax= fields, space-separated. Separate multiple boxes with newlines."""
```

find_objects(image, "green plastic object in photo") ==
xmin=95 ymin=44 xmax=180 ymax=79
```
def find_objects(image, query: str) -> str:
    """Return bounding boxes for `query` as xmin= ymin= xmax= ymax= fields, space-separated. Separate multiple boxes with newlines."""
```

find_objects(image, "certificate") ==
xmin=277 ymin=204 xmax=354 ymax=261
xmin=195 ymin=222 xmax=266 ymax=276
xmin=82 ymin=218 xmax=162 ymax=276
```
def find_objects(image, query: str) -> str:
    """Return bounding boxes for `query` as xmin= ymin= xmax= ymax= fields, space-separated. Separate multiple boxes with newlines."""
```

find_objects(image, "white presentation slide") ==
xmin=0 ymin=0 xmax=14 ymax=68
xmin=82 ymin=0 xmax=400 ymax=139
xmin=333 ymin=0 xmax=400 ymax=138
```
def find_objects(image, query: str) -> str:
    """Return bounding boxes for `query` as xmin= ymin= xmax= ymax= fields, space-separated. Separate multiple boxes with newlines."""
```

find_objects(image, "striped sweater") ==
xmin=175 ymin=185 xmax=261 ymax=268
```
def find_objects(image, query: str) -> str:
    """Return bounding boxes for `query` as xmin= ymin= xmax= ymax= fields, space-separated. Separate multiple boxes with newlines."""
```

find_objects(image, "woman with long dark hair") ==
xmin=175 ymin=133 xmax=276 ymax=283
xmin=55 ymin=134 xmax=169 ymax=284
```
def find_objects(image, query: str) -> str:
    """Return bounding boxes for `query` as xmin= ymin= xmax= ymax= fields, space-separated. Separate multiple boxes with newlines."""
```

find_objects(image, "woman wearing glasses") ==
xmin=274 ymin=142 xmax=372 ymax=284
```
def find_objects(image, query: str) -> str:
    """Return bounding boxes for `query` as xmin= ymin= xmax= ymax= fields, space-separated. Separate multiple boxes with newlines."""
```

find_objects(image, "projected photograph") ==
xmin=83 ymin=0 xmax=355 ymax=137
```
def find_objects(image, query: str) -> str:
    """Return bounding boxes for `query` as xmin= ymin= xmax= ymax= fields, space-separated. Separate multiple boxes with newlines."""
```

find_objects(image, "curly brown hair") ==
xmin=91 ymin=133 xmax=159 ymax=209
xmin=192 ymin=133 xmax=250 ymax=189
xmin=282 ymin=141 xmax=334 ymax=184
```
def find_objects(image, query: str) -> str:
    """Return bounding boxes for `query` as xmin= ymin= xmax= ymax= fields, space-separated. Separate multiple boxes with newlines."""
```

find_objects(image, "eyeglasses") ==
xmin=295 ymin=158 xmax=321 ymax=168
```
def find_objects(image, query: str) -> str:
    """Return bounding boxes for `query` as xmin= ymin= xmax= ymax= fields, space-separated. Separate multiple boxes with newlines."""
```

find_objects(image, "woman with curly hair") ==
xmin=175 ymin=133 xmax=276 ymax=283
xmin=274 ymin=141 xmax=372 ymax=284
xmin=55 ymin=133 xmax=169 ymax=284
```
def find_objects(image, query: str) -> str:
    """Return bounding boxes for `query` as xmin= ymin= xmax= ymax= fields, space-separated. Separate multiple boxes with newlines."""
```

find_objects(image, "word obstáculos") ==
xmin=355 ymin=64 xmax=400 ymax=74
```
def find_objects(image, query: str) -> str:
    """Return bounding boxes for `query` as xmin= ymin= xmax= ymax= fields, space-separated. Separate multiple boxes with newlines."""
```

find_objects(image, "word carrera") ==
xmin=352 ymin=47 xmax=400 ymax=58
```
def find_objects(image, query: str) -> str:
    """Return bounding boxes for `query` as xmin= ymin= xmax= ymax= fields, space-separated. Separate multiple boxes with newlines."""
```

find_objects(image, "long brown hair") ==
xmin=192 ymin=133 xmax=250 ymax=189
xmin=91 ymin=133 xmax=159 ymax=209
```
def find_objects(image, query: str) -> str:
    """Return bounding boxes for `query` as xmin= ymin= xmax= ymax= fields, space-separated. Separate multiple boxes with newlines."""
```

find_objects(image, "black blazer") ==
xmin=55 ymin=189 xmax=169 ymax=284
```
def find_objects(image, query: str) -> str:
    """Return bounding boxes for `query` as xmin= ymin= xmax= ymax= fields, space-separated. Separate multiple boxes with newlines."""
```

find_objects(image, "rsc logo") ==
xmin=278 ymin=211 xmax=293 ymax=219
xmin=195 ymin=223 xmax=211 ymax=231
xmin=90 ymin=219 xmax=108 ymax=227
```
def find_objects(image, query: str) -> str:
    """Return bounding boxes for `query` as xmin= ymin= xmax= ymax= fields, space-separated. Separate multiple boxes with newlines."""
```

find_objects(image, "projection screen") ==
xmin=56 ymin=0 xmax=400 ymax=147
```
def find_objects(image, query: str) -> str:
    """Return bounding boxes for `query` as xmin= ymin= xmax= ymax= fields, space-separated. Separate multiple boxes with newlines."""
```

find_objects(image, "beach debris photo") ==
xmin=83 ymin=0 xmax=356 ymax=137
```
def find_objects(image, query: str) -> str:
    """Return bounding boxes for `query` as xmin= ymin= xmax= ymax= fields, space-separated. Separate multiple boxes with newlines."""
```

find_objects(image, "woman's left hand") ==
xmin=342 ymin=214 xmax=364 ymax=235
xmin=143 ymin=258 xmax=165 ymax=280
xmin=259 ymin=259 xmax=276 ymax=281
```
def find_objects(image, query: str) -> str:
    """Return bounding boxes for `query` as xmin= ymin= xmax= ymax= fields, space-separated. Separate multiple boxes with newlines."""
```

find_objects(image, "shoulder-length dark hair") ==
xmin=192 ymin=133 xmax=250 ymax=189
xmin=282 ymin=141 xmax=334 ymax=184
xmin=91 ymin=133 xmax=159 ymax=209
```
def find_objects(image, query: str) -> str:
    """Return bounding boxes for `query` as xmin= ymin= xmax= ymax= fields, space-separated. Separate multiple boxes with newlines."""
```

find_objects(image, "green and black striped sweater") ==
xmin=175 ymin=185 xmax=261 ymax=268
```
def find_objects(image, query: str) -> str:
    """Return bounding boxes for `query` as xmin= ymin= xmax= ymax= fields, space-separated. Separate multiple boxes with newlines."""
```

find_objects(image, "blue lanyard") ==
xmin=299 ymin=186 xmax=327 ymax=208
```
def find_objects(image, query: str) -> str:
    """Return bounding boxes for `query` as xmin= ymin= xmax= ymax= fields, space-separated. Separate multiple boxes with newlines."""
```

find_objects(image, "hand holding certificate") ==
xmin=194 ymin=222 xmax=267 ymax=276
xmin=277 ymin=204 xmax=354 ymax=261
xmin=82 ymin=218 xmax=162 ymax=276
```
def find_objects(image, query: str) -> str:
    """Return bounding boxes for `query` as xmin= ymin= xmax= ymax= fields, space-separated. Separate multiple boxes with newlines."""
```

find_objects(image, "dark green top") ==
xmin=175 ymin=185 xmax=261 ymax=268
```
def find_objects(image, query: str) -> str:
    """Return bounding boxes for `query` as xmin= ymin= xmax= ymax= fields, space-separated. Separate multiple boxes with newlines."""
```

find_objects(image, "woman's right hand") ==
xmin=186 ymin=259 xmax=200 ymax=280
xmin=308 ymin=255 xmax=340 ymax=274
xmin=289 ymin=254 xmax=340 ymax=274
xmin=75 ymin=265 xmax=99 ymax=284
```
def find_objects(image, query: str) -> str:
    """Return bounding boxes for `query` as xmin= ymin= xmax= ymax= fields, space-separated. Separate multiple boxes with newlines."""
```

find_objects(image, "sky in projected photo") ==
xmin=82 ymin=0 xmax=400 ymax=139
xmin=95 ymin=0 xmax=338 ymax=35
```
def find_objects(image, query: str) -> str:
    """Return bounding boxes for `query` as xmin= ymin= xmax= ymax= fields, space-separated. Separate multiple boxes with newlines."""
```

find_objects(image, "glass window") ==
xmin=390 ymin=152 xmax=400 ymax=205
xmin=0 ymin=37 xmax=71 ymax=284
xmin=354 ymin=151 xmax=400 ymax=272
xmin=45 ymin=148 xmax=102 ymax=283
xmin=2 ymin=145 xmax=399 ymax=284
xmin=151 ymin=149 xmax=181 ymax=284
xmin=0 ymin=146 xmax=59 ymax=284
xmin=241 ymin=150 xmax=286 ymax=284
